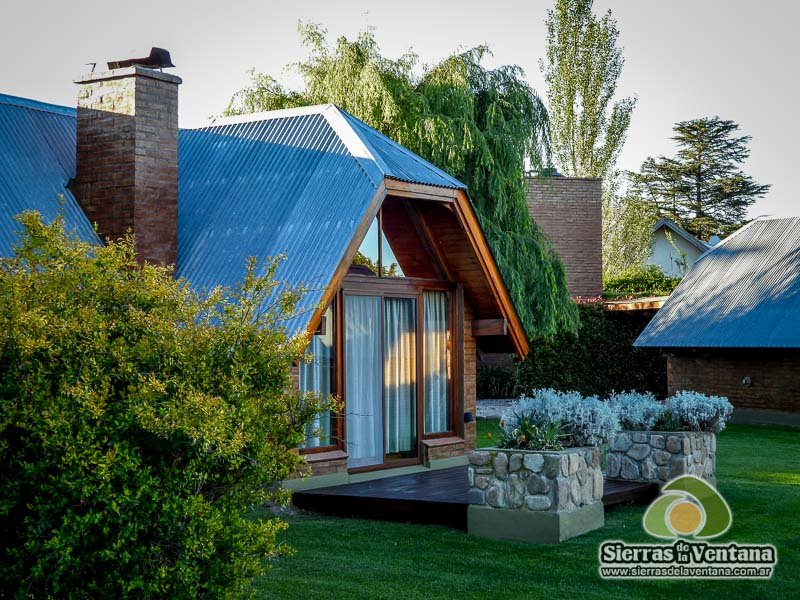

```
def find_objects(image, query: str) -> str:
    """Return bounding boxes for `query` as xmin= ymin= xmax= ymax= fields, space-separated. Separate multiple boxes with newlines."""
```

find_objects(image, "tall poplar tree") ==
xmin=226 ymin=23 xmax=578 ymax=339
xmin=542 ymin=0 xmax=636 ymax=180
xmin=629 ymin=117 xmax=770 ymax=239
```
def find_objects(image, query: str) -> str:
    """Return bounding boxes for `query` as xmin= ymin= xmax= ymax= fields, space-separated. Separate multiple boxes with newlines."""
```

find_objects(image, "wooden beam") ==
xmin=471 ymin=318 xmax=507 ymax=337
xmin=452 ymin=190 xmax=530 ymax=357
xmin=408 ymin=205 xmax=454 ymax=281
xmin=384 ymin=178 xmax=459 ymax=202
xmin=305 ymin=182 xmax=387 ymax=338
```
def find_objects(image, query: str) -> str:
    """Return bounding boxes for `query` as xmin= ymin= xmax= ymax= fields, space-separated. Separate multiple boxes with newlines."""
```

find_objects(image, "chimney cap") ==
xmin=107 ymin=47 xmax=175 ymax=70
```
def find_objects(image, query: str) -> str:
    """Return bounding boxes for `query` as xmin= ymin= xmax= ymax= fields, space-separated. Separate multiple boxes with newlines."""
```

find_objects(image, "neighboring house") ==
xmin=646 ymin=217 xmax=709 ymax=278
xmin=636 ymin=217 xmax=800 ymax=425
xmin=0 ymin=65 xmax=528 ymax=487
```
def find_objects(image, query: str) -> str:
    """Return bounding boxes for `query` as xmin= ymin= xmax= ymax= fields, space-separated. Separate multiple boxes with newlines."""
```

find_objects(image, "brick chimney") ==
xmin=73 ymin=66 xmax=181 ymax=265
xmin=526 ymin=175 xmax=603 ymax=298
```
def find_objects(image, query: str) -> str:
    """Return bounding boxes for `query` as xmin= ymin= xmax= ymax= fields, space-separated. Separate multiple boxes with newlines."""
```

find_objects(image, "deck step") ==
xmin=292 ymin=466 xmax=658 ymax=530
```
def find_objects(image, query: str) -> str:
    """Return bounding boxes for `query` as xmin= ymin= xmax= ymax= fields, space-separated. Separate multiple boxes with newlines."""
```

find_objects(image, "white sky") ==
xmin=1 ymin=0 xmax=796 ymax=217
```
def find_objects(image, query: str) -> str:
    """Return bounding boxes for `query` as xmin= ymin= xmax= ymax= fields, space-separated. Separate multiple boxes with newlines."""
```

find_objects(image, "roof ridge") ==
xmin=319 ymin=105 xmax=385 ymax=188
xmin=338 ymin=108 xmax=464 ymax=187
xmin=0 ymin=93 xmax=75 ymax=117
xmin=200 ymin=104 xmax=336 ymax=129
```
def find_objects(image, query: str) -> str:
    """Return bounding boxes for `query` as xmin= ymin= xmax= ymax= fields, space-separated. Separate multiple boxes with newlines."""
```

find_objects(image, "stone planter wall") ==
xmin=606 ymin=431 xmax=716 ymax=485
xmin=466 ymin=447 xmax=604 ymax=543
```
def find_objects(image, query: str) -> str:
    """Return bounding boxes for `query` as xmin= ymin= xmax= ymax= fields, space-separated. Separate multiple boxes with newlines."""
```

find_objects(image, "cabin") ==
xmin=646 ymin=217 xmax=709 ymax=278
xmin=0 ymin=64 xmax=528 ymax=487
xmin=636 ymin=217 xmax=800 ymax=426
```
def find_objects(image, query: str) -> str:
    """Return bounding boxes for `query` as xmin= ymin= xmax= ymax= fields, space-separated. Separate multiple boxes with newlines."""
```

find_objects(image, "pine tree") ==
xmin=629 ymin=117 xmax=770 ymax=240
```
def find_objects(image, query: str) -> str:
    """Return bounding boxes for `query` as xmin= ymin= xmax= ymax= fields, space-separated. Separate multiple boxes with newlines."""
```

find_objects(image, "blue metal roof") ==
xmin=338 ymin=109 xmax=466 ymax=190
xmin=0 ymin=95 xmax=470 ymax=336
xmin=0 ymin=94 xmax=96 ymax=255
xmin=636 ymin=217 xmax=800 ymax=348
xmin=177 ymin=104 xmax=467 ymax=332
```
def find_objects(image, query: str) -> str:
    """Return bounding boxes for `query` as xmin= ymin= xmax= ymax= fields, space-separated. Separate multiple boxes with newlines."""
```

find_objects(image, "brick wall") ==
xmin=463 ymin=300 xmax=477 ymax=451
xmin=668 ymin=351 xmax=800 ymax=413
xmin=525 ymin=176 xmax=602 ymax=298
xmin=73 ymin=66 xmax=181 ymax=266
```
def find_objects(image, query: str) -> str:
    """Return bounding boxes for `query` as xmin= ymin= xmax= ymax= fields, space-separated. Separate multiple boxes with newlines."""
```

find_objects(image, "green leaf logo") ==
xmin=642 ymin=475 xmax=732 ymax=539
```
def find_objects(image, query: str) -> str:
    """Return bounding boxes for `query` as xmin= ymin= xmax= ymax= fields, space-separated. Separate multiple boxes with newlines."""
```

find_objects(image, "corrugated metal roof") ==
xmin=179 ymin=104 xmax=466 ymax=333
xmin=338 ymin=109 xmax=466 ymax=190
xmin=178 ymin=111 xmax=378 ymax=332
xmin=0 ymin=94 xmax=97 ymax=254
xmin=636 ymin=217 xmax=800 ymax=348
xmin=1 ymin=97 xmax=467 ymax=334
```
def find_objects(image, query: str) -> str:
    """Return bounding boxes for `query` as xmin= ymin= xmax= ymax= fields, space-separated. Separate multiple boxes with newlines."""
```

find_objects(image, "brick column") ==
xmin=73 ymin=66 xmax=181 ymax=266
xmin=525 ymin=176 xmax=602 ymax=298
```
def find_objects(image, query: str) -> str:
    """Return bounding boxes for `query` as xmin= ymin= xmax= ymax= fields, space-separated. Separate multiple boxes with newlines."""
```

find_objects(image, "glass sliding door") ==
xmin=423 ymin=291 xmax=451 ymax=433
xmin=299 ymin=304 xmax=334 ymax=447
xmin=383 ymin=298 xmax=417 ymax=458
xmin=345 ymin=295 xmax=383 ymax=468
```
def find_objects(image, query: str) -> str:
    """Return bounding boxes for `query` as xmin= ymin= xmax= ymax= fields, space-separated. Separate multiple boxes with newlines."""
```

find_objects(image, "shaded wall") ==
xmin=525 ymin=176 xmax=602 ymax=298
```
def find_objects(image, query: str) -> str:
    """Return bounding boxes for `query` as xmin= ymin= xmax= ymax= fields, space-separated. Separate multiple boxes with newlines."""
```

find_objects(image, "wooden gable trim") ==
xmin=305 ymin=181 xmax=387 ymax=337
xmin=451 ymin=189 xmax=529 ymax=356
xmin=383 ymin=179 xmax=529 ymax=357
xmin=384 ymin=178 xmax=459 ymax=202
xmin=308 ymin=179 xmax=529 ymax=357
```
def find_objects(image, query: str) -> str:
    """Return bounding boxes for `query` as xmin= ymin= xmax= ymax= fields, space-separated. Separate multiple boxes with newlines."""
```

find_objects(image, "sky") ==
xmin=2 ymin=0 xmax=797 ymax=218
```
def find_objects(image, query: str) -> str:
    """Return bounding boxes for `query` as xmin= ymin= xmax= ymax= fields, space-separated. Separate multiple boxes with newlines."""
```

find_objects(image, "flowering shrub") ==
xmin=608 ymin=391 xmax=664 ymax=430
xmin=666 ymin=391 xmax=734 ymax=433
xmin=501 ymin=389 xmax=620 ymax=448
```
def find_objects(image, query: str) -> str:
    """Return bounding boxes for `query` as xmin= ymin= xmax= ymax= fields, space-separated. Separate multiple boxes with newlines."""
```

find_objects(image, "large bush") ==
xmin=501 ymin=389 xmax=619 ymax=448
xmin=0 ymin=213 xmax=325 ymax=598
xmin=609 ymin=390 xmax=733 ymax=433
xmin=603 ymin=264 xmax=681 ymax=298
xmin=512 ymin=302 xmax=667 ymax=398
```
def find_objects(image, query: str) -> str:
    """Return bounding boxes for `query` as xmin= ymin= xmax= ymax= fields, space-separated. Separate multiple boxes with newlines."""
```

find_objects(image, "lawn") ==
xmin=253 ymin=423 xmax=799 ymax=599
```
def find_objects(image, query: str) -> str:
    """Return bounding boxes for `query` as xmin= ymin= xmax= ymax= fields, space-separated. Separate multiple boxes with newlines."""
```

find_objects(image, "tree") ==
xmin=542 ymin=0 xmax=636 ymax=179
xmin=601 ymin=171 xmax=658 ymax=279
xmin=0 ymin=212 xmax=325 ymax=597
xmin=227 ymin=23 xmax=578 ymax=339
xmin=629 ymin=117 xmax=770 ymax=239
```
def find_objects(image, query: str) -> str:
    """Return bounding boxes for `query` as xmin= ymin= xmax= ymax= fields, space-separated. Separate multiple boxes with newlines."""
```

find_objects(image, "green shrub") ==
xmin=513 ymin=303 xmax=667 ymax=398
xmin=0 ymin=213 xmax=326 ymax=598
xmin=501 ymin=390 xmax=620 ymax=448
xmin=603 ymin=264 xmax=681 ymax=298
xmin=476 ymin=364 xmax=516 ymax=399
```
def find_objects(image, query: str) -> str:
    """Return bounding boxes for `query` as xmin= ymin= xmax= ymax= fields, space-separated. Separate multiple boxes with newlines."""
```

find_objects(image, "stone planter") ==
xmin=466 ymin=447 xmax=604 ymax=543
xmin=606 ymin=431 xmax=716 ymax=485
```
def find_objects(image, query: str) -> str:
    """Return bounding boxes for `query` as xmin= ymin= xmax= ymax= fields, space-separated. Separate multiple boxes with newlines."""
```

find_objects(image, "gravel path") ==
xmin=476 ymin=398 xmax=515 ymax=420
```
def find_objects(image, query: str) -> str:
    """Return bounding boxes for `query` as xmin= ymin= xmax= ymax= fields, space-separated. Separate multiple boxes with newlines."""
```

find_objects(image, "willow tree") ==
xmin=227 ymin=24 xmax=577 ymax=339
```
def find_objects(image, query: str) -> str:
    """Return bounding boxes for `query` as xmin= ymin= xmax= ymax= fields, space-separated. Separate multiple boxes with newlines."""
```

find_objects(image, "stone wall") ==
xmin=467 ymin=447 xmax=603 ymax=512
xmin=525 ymin=176 xmax=602 ymax=298
xmin=606 ymin=430 xmax=716 ymax=485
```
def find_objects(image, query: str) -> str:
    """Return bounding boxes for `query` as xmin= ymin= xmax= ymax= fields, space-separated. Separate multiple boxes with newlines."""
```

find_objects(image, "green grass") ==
xmin=253 ymin=423 xmax=799 ymax=599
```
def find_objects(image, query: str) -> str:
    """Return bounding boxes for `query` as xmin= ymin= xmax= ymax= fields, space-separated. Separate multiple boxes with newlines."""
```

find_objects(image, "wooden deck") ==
xmin=292 ymin=466 xmax=658 ymax=531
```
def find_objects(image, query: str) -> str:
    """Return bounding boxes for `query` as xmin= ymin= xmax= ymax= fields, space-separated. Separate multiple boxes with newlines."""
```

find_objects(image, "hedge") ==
xmin=478 ymin=303 xmax=667 ymax=399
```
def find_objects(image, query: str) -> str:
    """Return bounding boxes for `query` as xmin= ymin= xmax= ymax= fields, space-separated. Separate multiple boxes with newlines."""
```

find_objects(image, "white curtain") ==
xmin=383 ymin=298 xmax=417 ymax=454
xmin=299 ymin=324 xmax=333 ymax=447
xmin=424 ymin=291 xmax=450 ymax=433
xmin=345 ymin=295 xmax=383 ymax=468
